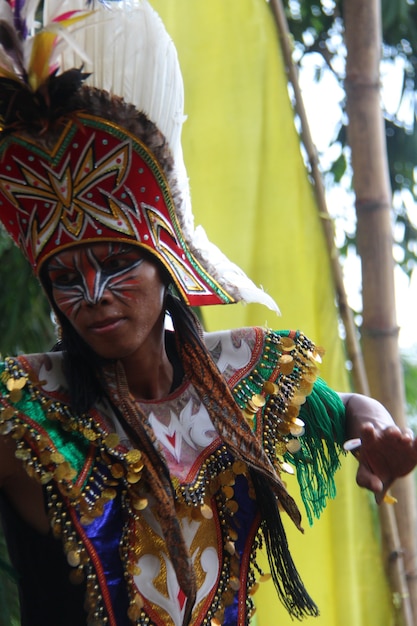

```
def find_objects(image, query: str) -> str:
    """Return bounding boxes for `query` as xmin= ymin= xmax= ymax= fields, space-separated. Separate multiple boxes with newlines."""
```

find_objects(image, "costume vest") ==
xmin=0 ymin=327 xmax=345 ymax=626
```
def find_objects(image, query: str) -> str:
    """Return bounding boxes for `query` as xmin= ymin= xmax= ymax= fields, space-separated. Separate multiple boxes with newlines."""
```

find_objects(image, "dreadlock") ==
xmin=165 ymin=295 xmax=318 ymax=619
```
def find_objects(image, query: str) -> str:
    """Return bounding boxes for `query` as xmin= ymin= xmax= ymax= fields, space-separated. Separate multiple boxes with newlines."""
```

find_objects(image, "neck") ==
xmin=121 ymin=333 xmax=174 ymax=401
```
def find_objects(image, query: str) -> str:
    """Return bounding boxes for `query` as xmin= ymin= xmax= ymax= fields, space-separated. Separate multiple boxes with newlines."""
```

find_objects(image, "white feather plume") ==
xmin=20 ymin=0 xmax=41 ymax=32
xmin=0 ymin=0 xmax=25 ymax=75
xmin=42 ymin=0 xmax=280 ymax=312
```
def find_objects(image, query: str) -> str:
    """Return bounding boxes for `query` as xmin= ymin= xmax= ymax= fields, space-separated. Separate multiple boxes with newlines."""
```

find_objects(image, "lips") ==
xmin=88 ymin=316 xmax=125 ymax=332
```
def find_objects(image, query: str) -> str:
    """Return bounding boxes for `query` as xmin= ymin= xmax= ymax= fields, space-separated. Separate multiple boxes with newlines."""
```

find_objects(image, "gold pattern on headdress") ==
xmin=1 ymin=134 xmax=134 ymax=260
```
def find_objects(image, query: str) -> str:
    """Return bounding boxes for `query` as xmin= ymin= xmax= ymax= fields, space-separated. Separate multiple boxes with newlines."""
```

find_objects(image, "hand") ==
xmin=352 ymin=422 xmax=417 ymax=504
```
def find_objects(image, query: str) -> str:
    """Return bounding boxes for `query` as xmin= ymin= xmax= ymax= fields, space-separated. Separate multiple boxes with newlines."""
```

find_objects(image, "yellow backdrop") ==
xmin=152 ymin=1 xmax=393 ymax=624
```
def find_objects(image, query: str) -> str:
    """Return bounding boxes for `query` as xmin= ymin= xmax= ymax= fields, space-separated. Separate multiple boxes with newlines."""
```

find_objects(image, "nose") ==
xmin=83 ymin=286 xmax=113 ymax=306
xmin=80 ymin=264 xmax=113 ymax=306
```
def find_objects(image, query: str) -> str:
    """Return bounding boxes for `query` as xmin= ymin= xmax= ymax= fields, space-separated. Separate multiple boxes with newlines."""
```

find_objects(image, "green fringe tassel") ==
xmin=286 ymin=378 xmax=347 ymax=525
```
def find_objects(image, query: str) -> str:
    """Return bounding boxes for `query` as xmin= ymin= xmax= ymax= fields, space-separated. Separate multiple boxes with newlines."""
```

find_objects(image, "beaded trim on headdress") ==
xmin=0 ymin=0 xmax=279 ymax=311
xmin=0 ymin=113 xmax=238 ymax=305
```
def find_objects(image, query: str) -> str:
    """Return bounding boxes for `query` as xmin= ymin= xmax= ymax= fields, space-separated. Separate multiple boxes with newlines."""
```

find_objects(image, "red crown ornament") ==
xmin=0 ymin=0 xmax=279 ymax=313
xmin=0 ymin=113 xmax=234 ymax=306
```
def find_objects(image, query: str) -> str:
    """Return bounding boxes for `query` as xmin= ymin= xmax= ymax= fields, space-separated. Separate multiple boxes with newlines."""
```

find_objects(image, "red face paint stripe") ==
xmin=48 ymin=243 xmax=145 ymax=314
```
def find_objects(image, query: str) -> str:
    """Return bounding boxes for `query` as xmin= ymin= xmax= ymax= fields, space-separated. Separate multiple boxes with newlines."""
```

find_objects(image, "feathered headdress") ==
xmin=0 ymin=0 xmax=279 ymax=310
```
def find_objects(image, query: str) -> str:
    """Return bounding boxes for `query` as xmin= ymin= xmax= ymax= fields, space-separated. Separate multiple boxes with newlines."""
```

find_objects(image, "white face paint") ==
xmin=48 ymin=242 xmax=167 ymax=362
xmin=47 ymin=242 xmax=145 ymax=317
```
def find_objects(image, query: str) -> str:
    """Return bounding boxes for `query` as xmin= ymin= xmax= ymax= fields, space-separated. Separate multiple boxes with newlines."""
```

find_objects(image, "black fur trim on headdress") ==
xmin=0 ymin=67 xmax=90 ymax=135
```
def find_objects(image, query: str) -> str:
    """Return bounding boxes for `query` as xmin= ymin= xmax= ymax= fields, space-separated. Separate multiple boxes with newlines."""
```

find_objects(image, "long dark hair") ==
xmin=40 ymin=255 xmax=179 ymax=413
xmin=41 ymin=272 xmax=317 ymax=618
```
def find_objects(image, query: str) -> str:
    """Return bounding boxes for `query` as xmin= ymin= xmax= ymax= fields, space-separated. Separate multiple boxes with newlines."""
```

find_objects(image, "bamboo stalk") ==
xmin=268 ymin=1 xmax=415 ymax=625
xmin=267 ymin=0 xmax=368 ymax=395
xmin=343 ymin=0 xmax=417 ymax=622
xmin=379 ymin=503 xmax=415 ymax=626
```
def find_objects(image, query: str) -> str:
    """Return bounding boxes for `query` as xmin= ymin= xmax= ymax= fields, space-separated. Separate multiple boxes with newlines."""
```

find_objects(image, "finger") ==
xmin=356 ymin=462 xmax=383 ymax=495
xmin=361 ymin=423 xmax=409 ymax=451
xmin=374 ymin=474 xmax=396 ymax=504
xmin=358 ymin=422 xmax=378 ymax=445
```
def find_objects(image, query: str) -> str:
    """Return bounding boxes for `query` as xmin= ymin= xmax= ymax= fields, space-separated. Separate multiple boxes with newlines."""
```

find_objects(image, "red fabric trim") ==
xmin=67 ymin=501 xmax=119 ymax=626
xmin=237 ymin=513 xmax=261 ymax=626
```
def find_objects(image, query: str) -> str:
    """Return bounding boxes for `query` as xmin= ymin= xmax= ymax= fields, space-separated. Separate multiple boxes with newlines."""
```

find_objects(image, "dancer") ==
xmin=0 ymin=2 xmax=415 ymax=625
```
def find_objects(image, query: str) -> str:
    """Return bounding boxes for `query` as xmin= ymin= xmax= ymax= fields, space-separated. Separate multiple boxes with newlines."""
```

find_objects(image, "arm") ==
xmin=340 ymin=393 xmax=417 ymax=503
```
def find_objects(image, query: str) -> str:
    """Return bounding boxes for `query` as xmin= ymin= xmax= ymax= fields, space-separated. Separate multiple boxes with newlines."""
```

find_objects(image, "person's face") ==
xmin=47 ymin=242 xmax=167 ymax=361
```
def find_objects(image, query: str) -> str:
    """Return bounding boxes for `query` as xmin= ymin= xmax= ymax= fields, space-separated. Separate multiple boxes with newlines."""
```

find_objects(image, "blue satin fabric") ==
xmin=82 ymin=489 xmax=131 ymax=625
xmin=223 ymin=473 xmax=258 ymax=626
xmin=80 ymin=464 xmax=258 ymax=626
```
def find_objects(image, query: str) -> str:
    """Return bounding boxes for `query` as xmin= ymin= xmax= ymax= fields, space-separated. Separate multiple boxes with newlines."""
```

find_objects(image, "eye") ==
xmin=101 ymin=253 xmax=143 ymax=273
xmin=102 ymin=256 xmax=131 ymax=272
xmin=48 ymin=270 xmax=80 ymax=288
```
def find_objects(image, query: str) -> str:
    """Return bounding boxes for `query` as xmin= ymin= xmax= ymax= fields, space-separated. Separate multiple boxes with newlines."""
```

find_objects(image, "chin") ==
xmin=98 ymin=349 xmax=133 ymax=361
xmin=85 ymin=340 xmax=134 ymax=362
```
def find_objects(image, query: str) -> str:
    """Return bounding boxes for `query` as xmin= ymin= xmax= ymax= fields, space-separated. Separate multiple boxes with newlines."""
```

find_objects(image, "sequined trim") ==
xmin=0 ymin=328 xmax=326 ymax=625
xmin=232 ymin=329 xmax=322 ymax=476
